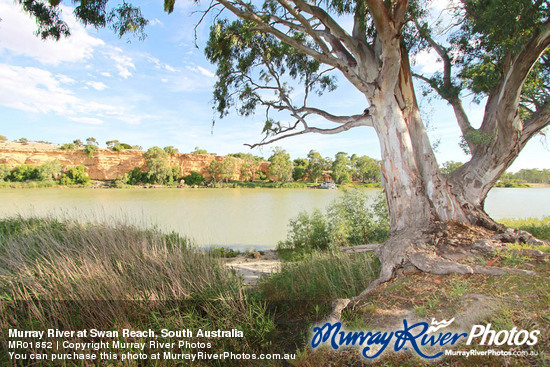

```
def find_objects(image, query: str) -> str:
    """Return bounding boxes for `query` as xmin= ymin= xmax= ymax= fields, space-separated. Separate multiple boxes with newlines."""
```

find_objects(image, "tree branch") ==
xmin=521 ymin=101 xmax=550 ymax=146
xmin=365 ymin=0 xmax=393 ymax=42
xmin=215 ymin=0 xmax=338 ymax=67
xmin=274 ymin=0 xmax=331 ymax=55
xmin=413 ymin=20 xmax=476 ymax=151
xmin=295 ymin=107 xmax=374 ymax=125
xmin=245 ymin=116 xmax=373 ymax=148
xmin=483 ymin=22 xmax=550 ymax=136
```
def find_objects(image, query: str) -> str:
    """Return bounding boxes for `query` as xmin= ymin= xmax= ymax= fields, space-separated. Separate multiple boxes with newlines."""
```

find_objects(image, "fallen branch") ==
xmin=340 ymin=244 xmax=381 ymax=253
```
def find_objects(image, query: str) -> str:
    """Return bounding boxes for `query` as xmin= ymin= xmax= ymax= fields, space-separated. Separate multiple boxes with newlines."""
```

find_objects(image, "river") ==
xmin=0 ymin=187 xmax=548 ymax=249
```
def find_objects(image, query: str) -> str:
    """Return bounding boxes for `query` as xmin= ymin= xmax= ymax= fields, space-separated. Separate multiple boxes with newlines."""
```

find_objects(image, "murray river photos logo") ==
xmin=310 ymin=318 xmax=540 ymax=359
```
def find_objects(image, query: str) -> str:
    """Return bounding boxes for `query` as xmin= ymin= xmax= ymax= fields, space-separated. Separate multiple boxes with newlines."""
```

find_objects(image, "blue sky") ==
xmin=0 ymin=0 xmax=548 ymax=171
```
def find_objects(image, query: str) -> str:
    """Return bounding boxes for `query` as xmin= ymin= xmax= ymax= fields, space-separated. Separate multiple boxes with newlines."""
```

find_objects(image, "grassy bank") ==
xmin=1 ymin=217 xmax=549 ymax=366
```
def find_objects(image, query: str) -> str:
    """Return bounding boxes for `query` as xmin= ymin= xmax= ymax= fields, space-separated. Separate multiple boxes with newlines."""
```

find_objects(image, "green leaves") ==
xmin=205 ymin=16 xmax=335 ymax=129
xmin=164 ymin=0 xmax=176 ymax=14
xmin=19 ymin=0 xmax=70 ymax=40
xmin=452 ymin=0 xmax=549 ymax=104
xmin=20 ymin=0 xmax=148 ymax=41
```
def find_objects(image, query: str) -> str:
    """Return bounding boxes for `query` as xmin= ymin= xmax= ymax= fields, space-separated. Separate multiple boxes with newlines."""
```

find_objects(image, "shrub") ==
xmin=163 ymin=146 xmax=179 ymax=154
xmin=111 ymin=143 xmax=133 ymax=152
xmin=60 ymin=165 xmax=90 ymax=185
xmin=327 ymin=189 xmax=389 ymax=246
xmin=0 ymin=164 xmax=10 ymax=181
xmin=8 ymin=165 xmax=39 ymax=182
xmin=192 ymin=146 xmax=208 ymax=154
xmin=60 ymin=143 xmax=76 ymax=150
xmin=0 ymin=135 xmax=7 ymax=142
xmin=183 ymin=171 xmax=205 ymax=186
xmin=277 ymin=190 xmax=389 ymax=258
xmin=123 ymin=167 xmax=147 ymax=185
xmin=37 ymin=160 xmax=62 ymax=181
xmin=83 ymin=144 xmax=98 ymax=158
xmin=277 ymin=209 xmax=331 ymax=259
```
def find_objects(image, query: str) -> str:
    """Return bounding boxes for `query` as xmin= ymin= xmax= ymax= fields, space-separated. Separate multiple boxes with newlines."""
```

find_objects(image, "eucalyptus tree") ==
xmin=268 ymin=147 xmax=293 ymax=182
xmin=306 ymin=150 xmax=326 ymax=183
xmin=18 ymin=0 xmax=550 ymax=316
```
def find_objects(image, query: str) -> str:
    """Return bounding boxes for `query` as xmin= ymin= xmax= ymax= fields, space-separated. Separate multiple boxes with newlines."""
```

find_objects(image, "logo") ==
xmin=310 ymin=319 xmax=539 ymax=360
xmin=427 ymin=318 xmax=455 ymax=333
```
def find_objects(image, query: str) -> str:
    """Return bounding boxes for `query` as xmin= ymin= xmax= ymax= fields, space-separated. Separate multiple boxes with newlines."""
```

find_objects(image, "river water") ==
xmin=0 ymin=187 xmax=548 ymax=249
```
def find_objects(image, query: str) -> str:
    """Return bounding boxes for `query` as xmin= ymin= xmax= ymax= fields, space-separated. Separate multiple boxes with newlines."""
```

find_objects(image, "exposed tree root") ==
xmin=329 ymin=220 xmax=546 ymax=322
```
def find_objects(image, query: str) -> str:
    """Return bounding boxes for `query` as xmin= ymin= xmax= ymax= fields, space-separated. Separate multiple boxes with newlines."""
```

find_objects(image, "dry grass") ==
xmin=0 ymin=217 xmax=275 ymax=366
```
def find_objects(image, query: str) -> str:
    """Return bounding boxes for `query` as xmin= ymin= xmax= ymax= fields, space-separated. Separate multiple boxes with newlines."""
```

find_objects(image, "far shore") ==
xmin=1 ymin=180 xmax=548 ymax=189
xmin=0 ymin=180 xmax=383 ymax=190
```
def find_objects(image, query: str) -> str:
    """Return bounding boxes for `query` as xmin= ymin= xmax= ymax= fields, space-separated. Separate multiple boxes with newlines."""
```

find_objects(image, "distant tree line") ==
xmin=439 ymin=160 xmax=550 ymax=186
xmin=500 ymin=169 xmax=550 ymax=185
xmin=265 ymin=147 xmax=381 ymax=184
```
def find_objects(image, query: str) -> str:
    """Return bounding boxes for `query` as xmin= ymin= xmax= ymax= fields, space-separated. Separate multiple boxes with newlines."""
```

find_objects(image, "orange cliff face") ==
xmin=0 ymin=142 xmax=269 ymax=181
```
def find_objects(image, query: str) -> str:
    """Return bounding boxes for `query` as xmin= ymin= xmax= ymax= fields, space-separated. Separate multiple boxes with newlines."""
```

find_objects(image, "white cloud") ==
xmin=100 ymin=72 xmax=112 ymax=77
xmin=186 ymin=65 xmax=215 ymax=78
xmin=165 ymin=65 xmax=179 ymax=73
xmin=56 ymin=74 xmax=76 ymax=84
xmin=0 ymin=1 xmax=104 ymax=65
xmin=70 ymin=117 xmax=104 ymax=125
xmin=86 ymin=81 xmax=109 ymax=91
xmin=108 ymin=47 xmax=135 ymax=79
xmin=412 ymin=49 xmax=442 ymax=74
xmin=149 ymin=18 xmax=163 ymax=26
xmin=0 ymin=64 xmax=116 ymax=116
xmin=148 ymin=56 xmax=180 ymax=72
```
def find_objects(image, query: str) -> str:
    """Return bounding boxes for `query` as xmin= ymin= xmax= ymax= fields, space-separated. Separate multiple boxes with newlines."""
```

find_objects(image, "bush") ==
xmin=60 ymin=143 xmax=76 ymax=150
xmin=183 ymin=171 xmax=205 ymax=186
xmin=36 ymin=160 xmax=62 ymax=181
xmin=111 ymin=143 xmax=133 ymax=152
xmin=8 ymin=165 xmax=39 ymax=182
xmin=0 ymin=135 xmax=7 ymax=142
xmin=84 ymin=144 xmax=98 ymax=158
xmin=60 ymin=165 xmax=90 ymax=185
xmin=0 ymin=164 xmax=10 ymax=181
xmin=123 ymin=167 xmax=147 ymax=185
xmin=164 ymin=146 xmax=179 ymax=154
xmin=277 ymin=209 xmax=331 ymax=259
xmin=277 ymin=189 xmax=389 ymax=258
xmin=327 ymin=189 xmax=389 ymax=246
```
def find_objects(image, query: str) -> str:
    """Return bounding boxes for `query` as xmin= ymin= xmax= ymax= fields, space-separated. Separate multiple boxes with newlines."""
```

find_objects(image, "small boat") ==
xmin=318 ymin=180 xmax=337 ymax=189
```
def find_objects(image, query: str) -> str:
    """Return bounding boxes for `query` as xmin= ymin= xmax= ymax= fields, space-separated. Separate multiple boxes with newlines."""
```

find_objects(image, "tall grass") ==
xmin=260 ymin=252 xmax=380 ymax=307
xmin=0 ymin=217 xmax=274 ymax=366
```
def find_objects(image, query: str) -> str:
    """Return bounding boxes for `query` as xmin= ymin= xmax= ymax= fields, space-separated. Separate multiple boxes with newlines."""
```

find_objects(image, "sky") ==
xmin=0 ymin=0 xmax=548 ymax=171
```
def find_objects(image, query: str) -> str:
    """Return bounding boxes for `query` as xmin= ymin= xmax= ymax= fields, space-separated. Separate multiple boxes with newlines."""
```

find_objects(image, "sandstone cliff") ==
xmin=0 ymin=142 xmax=268 ymax=181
